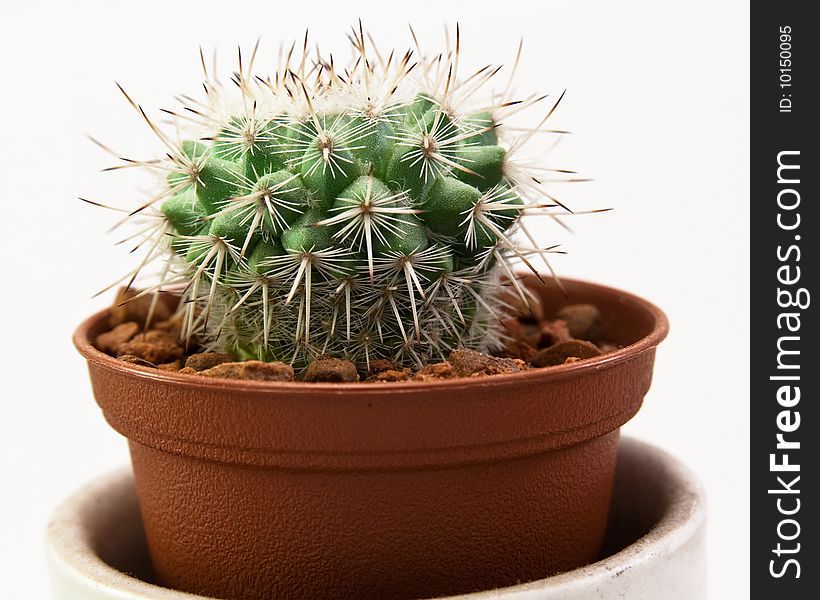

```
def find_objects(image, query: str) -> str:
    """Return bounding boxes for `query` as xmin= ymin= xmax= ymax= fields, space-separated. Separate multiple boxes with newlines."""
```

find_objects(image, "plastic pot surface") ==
xmin=73 ymin=277 xmax=668 ymax=600
xmin=47 ymin=438 xmax=705 ymax=600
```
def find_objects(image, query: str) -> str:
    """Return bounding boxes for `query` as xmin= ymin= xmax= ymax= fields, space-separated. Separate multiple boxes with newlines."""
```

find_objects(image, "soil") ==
xmin=94 ymin=288 xmax=619 ymax=383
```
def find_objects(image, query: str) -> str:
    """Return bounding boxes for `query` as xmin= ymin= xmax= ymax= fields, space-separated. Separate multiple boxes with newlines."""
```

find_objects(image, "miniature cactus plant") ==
xmin=88 ymin=25 xmax=594 ymax=370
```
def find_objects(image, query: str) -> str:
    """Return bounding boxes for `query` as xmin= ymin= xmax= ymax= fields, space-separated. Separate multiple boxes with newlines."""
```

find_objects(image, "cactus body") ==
xmin=96 ymin=27 xmax=581 ymax=370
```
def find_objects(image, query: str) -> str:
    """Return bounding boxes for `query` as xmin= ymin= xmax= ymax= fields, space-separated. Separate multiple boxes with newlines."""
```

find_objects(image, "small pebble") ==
xmin=498 ymin=340 xmax=537 ymax=363
xmin=116 ymin=333 xmax=185 ymax=365
xmin=185 ymin=352 xmax=235 ymax=371
xmin=502 ymin=319 xmax=540 ymax=348
xmin=302 ymin=358 xmax=360 ymax=382
xmin=157 ymin=360 xmax=182 ymax=372
xmin=530 ymin=340 xmax=602 ymax=368
xmin=134 ymin=330 xmax=180 ymax=344
xmin=366 ymin=359 xmax=398 ymax=377
xmin=367 ymin=368 xmax=412 ymax=382
xmin=152 ymin=315 xmax=183 ymax=336
xmin=108 ymin=287 xmax=172 ymax=328
xmin=449 ymin=350 xmax=527 ymax=377
xmin=197 ymin=361 xmax=295 ymax=381
xmin=96 ymin=322 xmax=140 ymax=355
xmin=538 ymin=319 xmax=571 ymax=348
xmin=556 ymin=304 xmax=604 ymax=341
xmin=413 ymin=362 xmax=456 ymax=381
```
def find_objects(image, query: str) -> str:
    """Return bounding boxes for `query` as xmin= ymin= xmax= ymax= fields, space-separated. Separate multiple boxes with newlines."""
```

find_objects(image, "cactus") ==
xmin=89 ymin=25 xmax=593 ymax=371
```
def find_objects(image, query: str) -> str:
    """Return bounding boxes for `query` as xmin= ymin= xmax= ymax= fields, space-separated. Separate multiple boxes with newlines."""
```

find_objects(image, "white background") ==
xmin=0 ymin=1 xmax=749 ymax=598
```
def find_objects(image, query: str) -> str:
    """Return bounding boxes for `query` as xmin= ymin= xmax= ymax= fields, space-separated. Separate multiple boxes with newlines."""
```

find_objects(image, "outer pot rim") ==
xmin=45 ymin=438 xmax=706 ymax=600
xmin=74 ymin=277 xmax=668 ymax=396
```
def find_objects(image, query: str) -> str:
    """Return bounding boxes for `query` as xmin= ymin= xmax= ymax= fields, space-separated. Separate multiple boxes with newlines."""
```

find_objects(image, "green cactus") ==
xmin=91 ymin=26 xmax=583 ymax=371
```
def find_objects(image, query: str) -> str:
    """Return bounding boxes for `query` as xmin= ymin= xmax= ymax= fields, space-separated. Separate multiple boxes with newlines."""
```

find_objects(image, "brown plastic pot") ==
xmin=74 ymin=277 xmax=668 ymax=600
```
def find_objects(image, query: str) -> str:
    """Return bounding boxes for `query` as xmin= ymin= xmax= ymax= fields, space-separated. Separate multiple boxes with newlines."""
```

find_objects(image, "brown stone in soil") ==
xmin=136 ymin=330 xmax=180 ymax=344
xmin=302 ymin=358 xmax=360 ymax=383
xmin=449 ymin=350 xmax=527 ymax=378
xmin=116 ymin=331 xmax=185 ymax=365
xmin=152 ymin=314 xmax=183 ymax=336
xmin=95 ymin=322 xmax=140 ymax=355
xmin=501 ymin=319 xmax=540 ymax=348
xmin=497 ymin=340 xmax=538 ymax=363
xmin=498 ymin=318 xmax=541 ymax=362
xmin=538 ymin=319 xmax=572 ymax=348
xmin=366 ymin=359 xmax=398 ymax=377
xmin=117 ymin=354 xmax=156 ymax=368
xmin=178 ymin=367 xmax=198 ymax=375
xmin=197 ymin=361 xmax=295 ymax=382
xmin=557 ymin=304 xmax=604 ymax=342
xmin=185 ymin=352 xmax=235 ymax=372
xmin=366 ymin=368 xmax=412 ymax=382
xmin=157 ymin=360 xmax=183 ymax=372
xmin=108 ymin=287 xmax=172 ymax=328
xmin=413 ymin=362 xmax=457 ymax=381
xmin=531 ymin=339 xmax=602 ymax=368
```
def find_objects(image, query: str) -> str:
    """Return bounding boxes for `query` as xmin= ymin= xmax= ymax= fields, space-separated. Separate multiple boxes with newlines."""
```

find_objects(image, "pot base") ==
xmin=46 ymin=437 xmax=706 ymax=600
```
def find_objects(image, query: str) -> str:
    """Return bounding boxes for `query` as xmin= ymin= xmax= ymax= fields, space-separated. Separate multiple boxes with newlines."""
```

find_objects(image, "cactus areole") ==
xmin=93 ymin=26 xmax=589 ymax=371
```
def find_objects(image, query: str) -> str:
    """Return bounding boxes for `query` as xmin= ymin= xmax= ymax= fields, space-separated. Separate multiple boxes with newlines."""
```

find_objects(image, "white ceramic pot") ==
xmin=46 ymin=437 xmax=706 ymax=600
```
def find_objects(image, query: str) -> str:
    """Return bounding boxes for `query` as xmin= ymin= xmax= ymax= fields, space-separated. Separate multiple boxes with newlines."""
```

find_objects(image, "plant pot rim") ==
xmin=74 ymin=277 xmax=668 ymax=394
